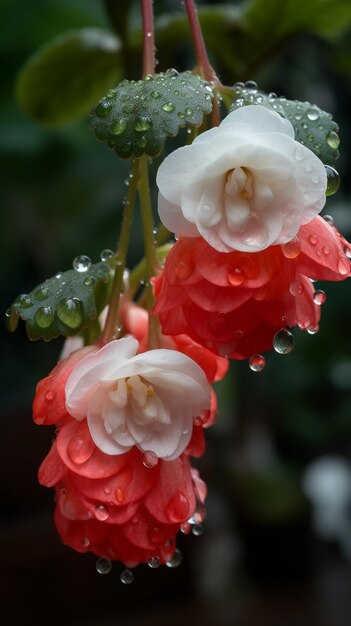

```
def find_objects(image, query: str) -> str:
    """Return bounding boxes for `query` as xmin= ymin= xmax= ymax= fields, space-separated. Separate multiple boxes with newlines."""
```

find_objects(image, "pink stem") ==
xmin=184 ymin=0 xmax=215 ymax=82
xmin=141 ymin=0 xmax=155 ymax=76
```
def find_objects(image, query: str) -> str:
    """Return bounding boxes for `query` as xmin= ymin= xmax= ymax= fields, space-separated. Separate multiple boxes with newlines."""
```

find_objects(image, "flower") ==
xmin=153 ymin=216 xmax=351 ymax=359
xmin=157 ymin=105 xmax=327 ymax=253
xmin=34 ymin=344 xmax=208 ymax=566
xmin=65 ymin=337 xmax=211 ymax=460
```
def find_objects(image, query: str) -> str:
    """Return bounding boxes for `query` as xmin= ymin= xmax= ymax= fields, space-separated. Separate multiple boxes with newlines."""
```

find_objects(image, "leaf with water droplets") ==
xmin=16 ymin=29 xmax=122 ymax=126
xmin=229 ymin=86 xmax=340 ymax=166
xmin=7 ymin=262 xmax=111 ymax=341
xmin=89 ymin=70 xmax=213 ymax=159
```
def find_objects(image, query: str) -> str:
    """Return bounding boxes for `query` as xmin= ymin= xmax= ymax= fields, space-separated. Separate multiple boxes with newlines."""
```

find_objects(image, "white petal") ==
xmin=158 ymin=194 xmax=199 ymax=236
xmin=221 ymin=105 xmax=295 ymax=138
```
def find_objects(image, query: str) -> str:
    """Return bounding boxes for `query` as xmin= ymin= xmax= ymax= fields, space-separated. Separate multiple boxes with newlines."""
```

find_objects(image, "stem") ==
xmin=101 ymin=160 xmax=139 ymax=344
xmin=184 ymin=0 xmax=215 ymax=82
xmin=141 ymin=0 xmax=155 ymax=76
xmin=138 ymin=154 xmax=159 ymax=348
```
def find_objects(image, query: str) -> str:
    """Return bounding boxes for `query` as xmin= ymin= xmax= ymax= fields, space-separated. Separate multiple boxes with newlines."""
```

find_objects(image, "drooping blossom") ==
xmin=153 ymin=216 xmax=351 ymax=359
xmin=33 ymin=339 xmax=211 ymax=566
xmin=65 ymin=337 xmax=211 ymax=460
xmin=157 ymin=105 xmax=327 ymax=253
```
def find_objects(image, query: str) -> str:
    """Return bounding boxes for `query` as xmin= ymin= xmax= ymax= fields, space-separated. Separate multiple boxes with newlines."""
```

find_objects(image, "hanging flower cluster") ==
xmin=9 ymin=0 xmax=351 ymax=584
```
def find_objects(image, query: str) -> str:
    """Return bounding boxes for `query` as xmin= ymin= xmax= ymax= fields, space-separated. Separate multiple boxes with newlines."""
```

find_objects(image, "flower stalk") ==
xmin=141 ymin=0 xmax=156 ymax=76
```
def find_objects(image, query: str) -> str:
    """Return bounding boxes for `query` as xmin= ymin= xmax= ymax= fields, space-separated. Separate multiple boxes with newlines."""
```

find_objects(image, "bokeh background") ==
xmin=1 ymin=0 xmax=351 ymax=624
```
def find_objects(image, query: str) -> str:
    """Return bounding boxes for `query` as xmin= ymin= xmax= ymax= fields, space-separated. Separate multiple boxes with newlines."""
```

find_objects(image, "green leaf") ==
xmin=89 ymin=70 xmax=213 ymax=159
xmin=16 ymin=29 xmax=122 ymax=126
xmin=229 ymin=87 xmax=340 ymax=166
xmin=7 ymin=261 xmax=111 ymax=341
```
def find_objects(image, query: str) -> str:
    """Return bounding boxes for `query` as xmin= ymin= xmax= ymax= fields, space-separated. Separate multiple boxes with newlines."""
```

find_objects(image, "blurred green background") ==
xmin=1 ymin=1 xmax=351 ymax=624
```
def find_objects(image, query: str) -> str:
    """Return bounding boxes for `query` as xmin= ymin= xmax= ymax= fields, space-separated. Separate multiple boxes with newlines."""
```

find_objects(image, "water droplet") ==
xmin=166 ymin=548 xmax=183 ymax=568
xmin=227 ymin=267 xmax=245 ymax=286
xmin=56 ymin=298 xmax=83 ymax=329
xmin=45 ymin=390 xmax=54 ymax=402
xmin=120 ymin=569 xmax=134 ymax=584
xmin=281 ymin=236 xmax=301 ymax=259
xmin=313 ymin=290 xmax=326 ymax=305
xmin=322 ymin=245 xmax=330 ymax=256
xmin=305 ymin=162 xmax=312 ymax=173
xmin=34 ymin=306 xmax=54 ymax=329
xmin=244 ymin=80 xmax=257 ymax=91
xmin=96 ymin=557 xmax=112 ymax=575
xmin=167 ymin=491 xmax=189 ymax=522
xmin=312 ymin=174 xmax=320 ymax=184
xmin=34 ymin=286 xmax=50 ymax=301
xmin=192 ymin=524 xmax=203 ymax=536
xmin=162 ymin=102 xmax=175 ymax=112
xmin=73 ymin=255 xmax=92 ymax=272
xmin=174 ymin=256 xmax=194 ymax=279
xmin=343 ymin=246 xmax=351 ymax=260
xmin=100 ymin=249 xmax=114 ymax=262
xmin=249 ymin=354 xmax=266 ymax=372
xmin=294 ymin=146 xmax=305 ymax=161
xmin=83 ymin=276 xmax=94 ymax=287
xmin=150 ymin=91 xmax=161 ymax=99
xmin=290 ymin=281 xmax=304 ymax=296
xmin=309 ymin=234 xmax=318 ymax=245
xmin=180 ymin=522 xmax=191 ymax=534
xmin=326 ymin=130 xmax=340 ymax=150
xmin=68 ymin=435 xmax=94 ymax=465
xmin=185 ymin=107 xmax=193 ymax=116
xmin=81 ymin=537 xmax=90 ymax=547
xmin=306 ymin=108 xmax=319 ymax=121
xmin=234 ymin=81 xmax=244 ymax=92
xmin=95 ymin=504 xmax=109 ymax=521
xmin=123 ymin=104 xmax=135 ymax=114
xmin=148 ymin=556 xmax=161 ymax=569
xmin=143 ymin=450 xmax=159 ymax=468
xmin=14 ymin=294 xmax=33 ymax=309
xmin=338 ymin=257 xmax=349 ymax=276
xmin=307 ymin=325 xmax=319 ymax=335
xmin=116 ymin=487 xmax=125 ymax=503
xmin=273 ymin=329 xmax=295 ymax=354
xmin=111 ymin=118 xmax=127 ymax=136
xmin=325 ymin=165 xmax=340 ymax=196
xmin=323 ymin=215 xmax=334 ymax=225
xmin=95 ymin=100 xmax=112 ymax=117
xmin=133 ymin=115 xmax=152 ymax=132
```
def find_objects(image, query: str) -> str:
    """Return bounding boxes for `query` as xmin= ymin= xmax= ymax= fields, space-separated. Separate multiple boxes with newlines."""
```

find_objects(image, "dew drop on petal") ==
xmin=174 ymin=256 xmax=194 ymax=279
xmin=148 ymin=556 xmax=161 ymax=569
xmin=81 ymin=537 xmax=90 ymax=547
xmin=309 ymin=235 xmax=318 ymax=246
xmin=343 ymin=246 xmax=351 ymax=260
xmin=313 ymin=290 xmax=326 ymax=305
xmin=68 ymin=435 xmax=94 ymax=465
xmin=281 ymin=236 xmax=301 ymax=259
xmin=337 ymin=257 xmax=350 ymax=276
xmin=167 ymin=491 xmax=189 ymax=522
xmin=96 ymin=557 xmax=112 ymax=575
xmin=323 ymin=215 xmax=334 ymax=225
xmin=121 ymin=569 xmax=134 ymax=584
xmin=45 ymin=390 xmax=55 ymax=402
xmin=180 ymin=522 xmax=191 ymax=534
xmin=322 ymin=246 xmax=330 ymax=256
xmin=290 ymin=281 xmax=304 ymax=296
xmin=227 ymin=267 xmax=245 ymax=285
xmin=143 ymin=450 xmax=159 ymax=468
xmin=307 ymin=325 xmax=319 ymax=335
xmin=273 ymin=329 xmax=295 ymax=354
xmin=166 ymin=548 xmax=183 ymax=568
xmin=192 ymin=524 xmax=204 ymax=536
xmin=249 ymin=354 xmax=266 ymax=372
xmin=95 ymin=504 xmax=109 ymax=521
xmin=73 ymin=255 xmax=92 ymax=272
xmin=326 ymin=131 xmax=340 ymax=150
xmin=294 ymin=146 xmax=305 ymax=161
xmin=325 ymin=165 xmax=340 ymax=197
xmin=116 ymin=488 xmax=125 ymax=504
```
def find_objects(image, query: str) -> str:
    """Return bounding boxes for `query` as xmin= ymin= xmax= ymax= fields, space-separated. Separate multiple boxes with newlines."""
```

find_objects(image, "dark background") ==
xmin=1 ymin=1 xmax=351 ymax=624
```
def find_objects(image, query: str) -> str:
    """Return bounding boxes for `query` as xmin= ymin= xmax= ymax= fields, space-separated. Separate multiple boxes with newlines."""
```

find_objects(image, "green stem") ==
xmin=100 ymin=159 xmax=139 ymax=344
xmin=138 ymin=154 xmax=159 ymax=348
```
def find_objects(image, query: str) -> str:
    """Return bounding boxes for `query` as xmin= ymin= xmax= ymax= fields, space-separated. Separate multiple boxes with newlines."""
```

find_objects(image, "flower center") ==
xmin=107 ymin=375 xmax=170 ymax=432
